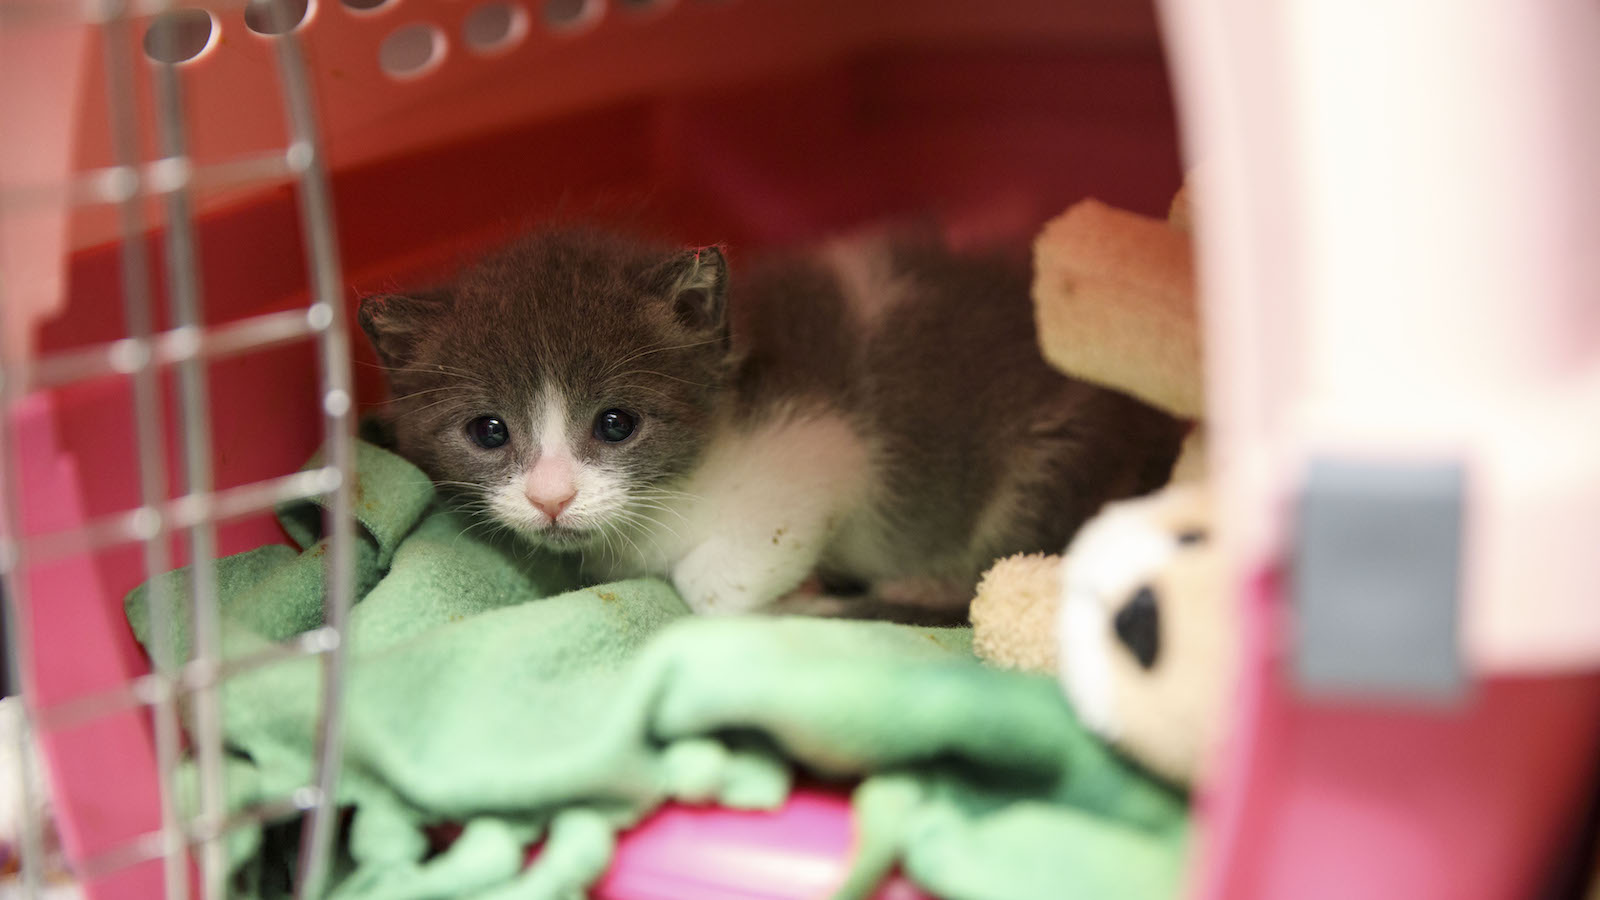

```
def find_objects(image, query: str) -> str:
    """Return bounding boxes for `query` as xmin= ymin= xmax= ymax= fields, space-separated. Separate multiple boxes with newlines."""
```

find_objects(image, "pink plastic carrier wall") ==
xmin=2 ymin=0 xmax=1599 ymax=897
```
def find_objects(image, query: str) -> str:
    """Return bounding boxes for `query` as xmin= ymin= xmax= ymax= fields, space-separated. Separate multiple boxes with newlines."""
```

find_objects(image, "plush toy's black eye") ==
xmin=593 ymin=409 xmax=637 ymax=443
xmin=467 ymin=416 xmax=509 ymax=449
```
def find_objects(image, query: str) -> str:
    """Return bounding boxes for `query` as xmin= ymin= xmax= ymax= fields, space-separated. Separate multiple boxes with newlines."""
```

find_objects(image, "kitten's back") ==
xmin=733 ymin=230 xmax=1184 ymax=591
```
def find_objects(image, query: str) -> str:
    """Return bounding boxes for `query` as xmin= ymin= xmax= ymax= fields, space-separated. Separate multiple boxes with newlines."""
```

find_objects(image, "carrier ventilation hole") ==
xmin=341 ymin=0 xmax=390 ymax=13
xmin=463 ymin=2 xmax=527 ymax=53
xmin=244 ymin=0 xmax=311 ymax=34
xmin=142 ymin=9 xmax=215 ymax=64
xmin=543 ymin=0 xmax=600 ymax=31
xmin=379 ymin=23 xmax=446 ymax=78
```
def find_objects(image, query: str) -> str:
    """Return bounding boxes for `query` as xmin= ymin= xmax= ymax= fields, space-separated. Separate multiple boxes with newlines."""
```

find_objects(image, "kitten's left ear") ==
xmin=649 ymin=246 xmax=728 ymax=337
xmin=358 ymin=288 xmax=453 ymax=370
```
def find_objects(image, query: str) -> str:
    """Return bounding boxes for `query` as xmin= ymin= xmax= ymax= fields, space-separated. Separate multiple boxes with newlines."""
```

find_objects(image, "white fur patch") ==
xmin=1057 ymin=500 xmax=1178 ymax=738
xmin=658 ymin=408 xmax=871 ymax=614
xmin=535 ymin=385 xmax=569 ymax=458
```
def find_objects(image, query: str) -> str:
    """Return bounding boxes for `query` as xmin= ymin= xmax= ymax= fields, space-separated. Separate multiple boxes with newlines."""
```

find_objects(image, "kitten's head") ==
xmin=359 ymin=229 xmax=733 ymax=552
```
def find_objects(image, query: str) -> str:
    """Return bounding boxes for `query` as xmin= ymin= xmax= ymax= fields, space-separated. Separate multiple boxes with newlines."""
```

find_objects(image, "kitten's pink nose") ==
xmin=526 ymin=455 xmax=577 ymax=523
xmin=529 ymin=492 xmax=574 ymax=521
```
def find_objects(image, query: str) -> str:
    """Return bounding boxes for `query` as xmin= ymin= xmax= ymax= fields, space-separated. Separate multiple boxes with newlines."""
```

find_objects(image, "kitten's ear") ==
xmin=648 ymin=246 xmax=728 ymax=337
xmin=357 ymin=289 xmax=453 ymax=370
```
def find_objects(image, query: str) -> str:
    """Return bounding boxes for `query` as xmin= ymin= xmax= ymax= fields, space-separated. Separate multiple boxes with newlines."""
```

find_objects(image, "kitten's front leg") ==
xmin=670 ymin=411 xmax=867 ymax=616
xmin=672 ymin=514 xmax=830 ymax=615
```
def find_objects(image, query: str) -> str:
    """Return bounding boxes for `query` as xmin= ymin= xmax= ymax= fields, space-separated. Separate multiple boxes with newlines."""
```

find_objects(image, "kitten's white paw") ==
xmin=672 ymin=538 xmax=767 ymax=615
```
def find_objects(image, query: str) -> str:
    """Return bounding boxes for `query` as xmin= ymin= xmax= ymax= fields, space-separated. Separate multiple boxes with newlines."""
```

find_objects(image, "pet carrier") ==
xmin=1 ymin=0 xmax=1598 ymax=897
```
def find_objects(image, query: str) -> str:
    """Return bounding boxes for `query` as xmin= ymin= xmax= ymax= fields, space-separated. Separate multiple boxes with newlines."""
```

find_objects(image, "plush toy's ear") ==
xmin=1032 ymin=198 xmax=1201 ymax=420
xmin=644 ymin=246 xmax=728 ymax=339
xmin=357 ymin=288 xmax=453 ymax=371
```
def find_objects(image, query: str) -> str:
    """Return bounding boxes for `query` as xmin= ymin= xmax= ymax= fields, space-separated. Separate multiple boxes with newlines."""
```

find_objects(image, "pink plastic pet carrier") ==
xmin=2 ymin=0 xmax=1598 ymax=897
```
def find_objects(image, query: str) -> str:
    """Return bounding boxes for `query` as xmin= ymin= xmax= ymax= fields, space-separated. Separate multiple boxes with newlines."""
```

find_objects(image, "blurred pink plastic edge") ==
xmin=1187 ymin=571 xmax=1600 ymax=900
xmin=0 ymin=17 xmax=88 ymax=364
xmin=588 ymin=788 xmax=928 ymax=900
xmin=1159 ymin=1 xmax=1600 ymax=898
xmin=10 ymin=395 xmax=167 ymax=898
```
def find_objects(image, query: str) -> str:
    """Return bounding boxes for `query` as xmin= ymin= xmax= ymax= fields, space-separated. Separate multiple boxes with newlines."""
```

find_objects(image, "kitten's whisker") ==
xmin=620 ymin=530 xmax=646 ymax=562
xmin=606 ymin=369 xmax=712 ymax=389
xmin=451 ymin=515 xmax=498 ymax=551
xmin=365 ymin=360 xmax=497 ymax=394
xmin=632 ymin=485 xmax=704 ymax=503
xmin=619 ymin=509 xmax=683 ymax=545
xmin=628 ymin=499 xmax=688 ymax=525
xmin=608 ymin=507 xmax=678 ymax=555
xmin=604 ymin=516 xmax=647 ymax=562
xmin=385 ymin=386 xmax=461 ymax=402
xmin=391 ymin=396 xmax=466 ymax=421
xmin=365 ymin=360 xmax=492 ymax=382
xmin=599 ymin=337 xmax=725 ymax=379
xmin=598 ymin=520 xmax=621 ymax=563
xmin=612 ymin=384 xmax=682 ymax=405
xmin=615 ymin=511 xmax=674 ymax=557
xmin=429 ymin=479 xmax=488 ymax=490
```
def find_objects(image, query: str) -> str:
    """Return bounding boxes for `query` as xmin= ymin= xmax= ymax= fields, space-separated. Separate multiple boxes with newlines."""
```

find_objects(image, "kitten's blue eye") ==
xmin=593 ymin=409 xmax=636 ymax=443
xmin=468 ymin=416 xmax=509 ymax=449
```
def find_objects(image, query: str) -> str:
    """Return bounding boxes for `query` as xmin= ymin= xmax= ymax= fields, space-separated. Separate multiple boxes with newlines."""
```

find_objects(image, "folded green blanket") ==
xmin=127 ymin=439 xmax=1187 ymax=899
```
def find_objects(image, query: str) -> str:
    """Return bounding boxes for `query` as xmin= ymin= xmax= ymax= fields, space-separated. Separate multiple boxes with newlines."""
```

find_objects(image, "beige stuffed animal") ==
xmin=970 ymin=182 xmax=1233 ymax=787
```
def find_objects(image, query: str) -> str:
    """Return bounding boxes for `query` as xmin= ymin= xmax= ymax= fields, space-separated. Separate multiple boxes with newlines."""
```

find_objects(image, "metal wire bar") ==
xmin=0 ymin=150 xmax=296 ymax=214
xmin=147 ymin=16 xmax=229 ymax=895
xmin=30 ymin=673 xmax=170 ymax=737
xmin=15 ymin=466 xmax=339 ymax=565
xmin=26 ymin=305 xmax=325 ymax=390
xmin=99 ymin=6 xmax=192 ymax=893
xmin=260 ymin=1 xmax=356 ymax=892
xmin=4 ymin=3 xmax=354 ymax=895
xmin=32 ymin=625 xmax=340 ymax=736
xmin=66 ymin=827 xmax=180 ymax=886
xmin=70 ymin=787 xmax=324 ymax=883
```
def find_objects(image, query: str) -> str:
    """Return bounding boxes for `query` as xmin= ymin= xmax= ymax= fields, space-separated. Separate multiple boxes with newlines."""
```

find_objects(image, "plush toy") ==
xmin=970 ymin=181 xmax=1234 ymax=787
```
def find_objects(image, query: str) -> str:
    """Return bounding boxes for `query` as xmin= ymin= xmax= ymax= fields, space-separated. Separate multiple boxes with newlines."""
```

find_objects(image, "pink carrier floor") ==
xmin=2 ymin=0 xmax=1599 ymax=898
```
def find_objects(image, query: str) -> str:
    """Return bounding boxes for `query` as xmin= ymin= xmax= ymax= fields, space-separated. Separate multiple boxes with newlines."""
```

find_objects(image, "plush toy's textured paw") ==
xmin=971 ymin=552 xmax=1064 ymax=674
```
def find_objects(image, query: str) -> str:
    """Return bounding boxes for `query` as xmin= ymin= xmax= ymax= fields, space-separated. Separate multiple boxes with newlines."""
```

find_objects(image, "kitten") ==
xmin=359 ymin=227 xmax=1183 ymax=616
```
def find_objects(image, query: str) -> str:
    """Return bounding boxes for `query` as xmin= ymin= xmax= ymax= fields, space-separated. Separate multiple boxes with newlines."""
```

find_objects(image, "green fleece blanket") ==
xmin=126 ymin=439 xmax=1188 ymax=899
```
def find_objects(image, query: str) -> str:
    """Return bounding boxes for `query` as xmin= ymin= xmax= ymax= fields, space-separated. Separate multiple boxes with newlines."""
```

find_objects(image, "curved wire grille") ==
xmin=0 ymin=1 xmax=355 ymax=896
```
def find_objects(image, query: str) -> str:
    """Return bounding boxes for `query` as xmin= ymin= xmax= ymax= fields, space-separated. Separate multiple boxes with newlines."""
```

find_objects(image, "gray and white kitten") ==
xmin=359 ymin=227 xmax=1182 ymax=616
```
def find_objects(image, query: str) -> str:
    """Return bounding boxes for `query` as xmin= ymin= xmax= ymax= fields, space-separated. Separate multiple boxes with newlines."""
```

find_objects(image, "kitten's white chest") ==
xmin=588 ymin=408 xmax=871 ymax=613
